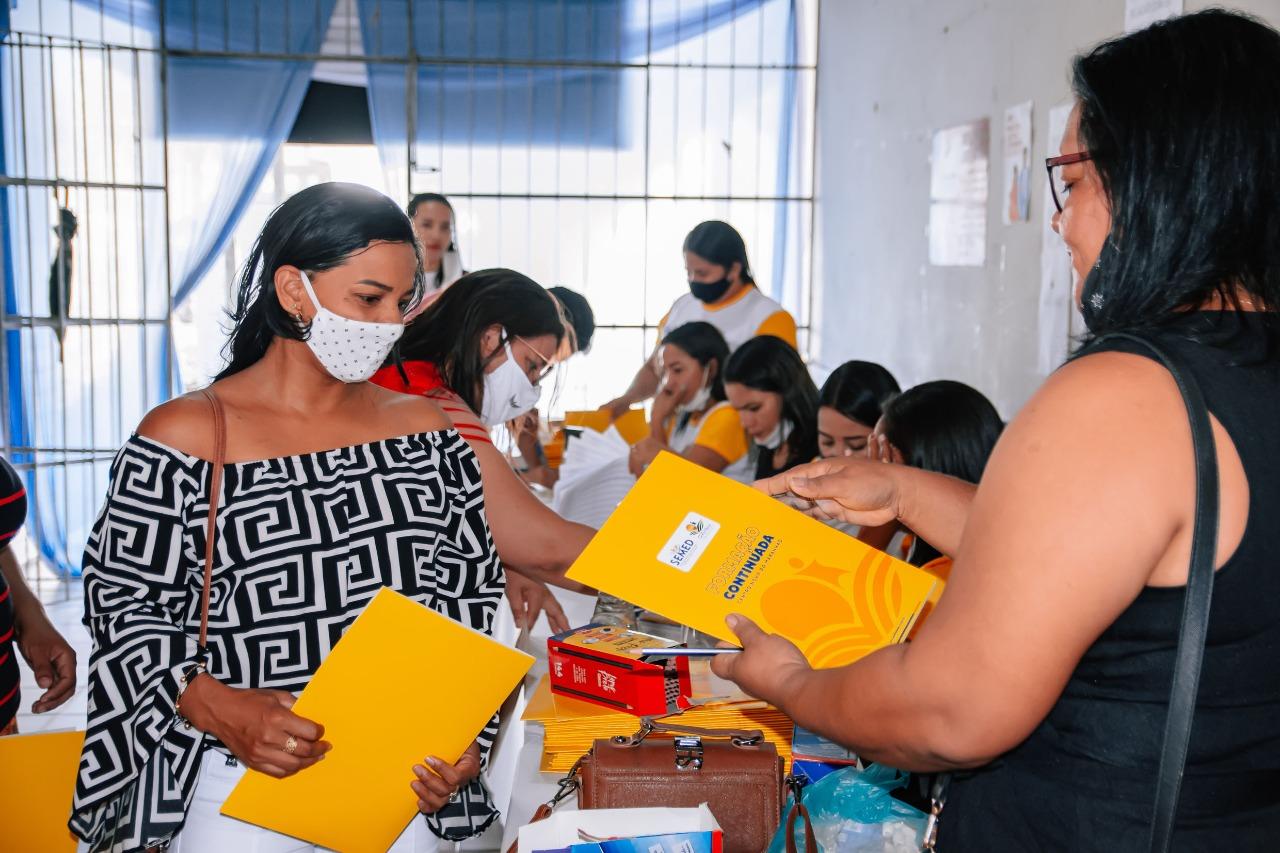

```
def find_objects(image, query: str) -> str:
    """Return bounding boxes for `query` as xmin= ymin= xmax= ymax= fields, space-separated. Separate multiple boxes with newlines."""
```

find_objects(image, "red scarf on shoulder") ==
xmin=370 ymin=360 xmax=493 ymax=446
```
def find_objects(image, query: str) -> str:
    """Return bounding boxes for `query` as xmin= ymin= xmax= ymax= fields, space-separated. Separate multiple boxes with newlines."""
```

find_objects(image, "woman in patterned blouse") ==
xmin=70 ymin=183 xmax=506 ymax=851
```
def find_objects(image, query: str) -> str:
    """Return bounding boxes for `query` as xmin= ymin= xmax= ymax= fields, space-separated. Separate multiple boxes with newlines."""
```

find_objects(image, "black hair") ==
xmin=682 ymin=220 xmax=754 ymax=285
xmin=881 ymin=380 xmax=1002 ymax=484
xmin=880 ymin=380 xmax=1004 ymax=566
xmin=818 ymin=361 xmax=901 ymax=429
xmin=548 ymin=286 xmax=595 ymax=354
xmin=217 ymin=182 xmax=422 ymax=380
xmin=723 ymin=335 xmax=818 ymax=478
xmin=395 ymin=268 xmax=565 ymax=414
xmin=661 ymin=321 xmax=731 ymax=406
xmin=1071 ymin=9 xmax=1280 ymax=342
xmin=406 ymin=192 xmax=459 ymax=290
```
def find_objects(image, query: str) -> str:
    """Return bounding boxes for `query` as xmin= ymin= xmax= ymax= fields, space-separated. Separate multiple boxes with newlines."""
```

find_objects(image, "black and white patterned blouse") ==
xmin=70 ymin=429 xmax=506 ymax=852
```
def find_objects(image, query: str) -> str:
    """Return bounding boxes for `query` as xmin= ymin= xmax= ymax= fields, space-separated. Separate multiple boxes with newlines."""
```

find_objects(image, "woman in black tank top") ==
xmin=707 ymin=10 xmax=1280 ymax=850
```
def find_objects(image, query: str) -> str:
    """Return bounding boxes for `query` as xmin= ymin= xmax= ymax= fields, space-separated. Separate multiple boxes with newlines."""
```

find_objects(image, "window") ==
xmin=1 ymin=0 xmax=818 ymax=587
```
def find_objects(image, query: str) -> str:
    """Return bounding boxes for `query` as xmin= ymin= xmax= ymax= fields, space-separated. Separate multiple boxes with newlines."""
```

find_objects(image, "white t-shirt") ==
xmin=659 ymin=284 xmax=797 ymax=352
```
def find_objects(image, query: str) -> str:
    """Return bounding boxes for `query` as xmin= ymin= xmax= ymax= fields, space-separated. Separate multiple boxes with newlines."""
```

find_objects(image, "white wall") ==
xmin=813 ymin=0 xmax=1280 ymax=417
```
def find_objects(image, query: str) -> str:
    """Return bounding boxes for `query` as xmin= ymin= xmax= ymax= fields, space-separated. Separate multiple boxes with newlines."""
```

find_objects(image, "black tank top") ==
xmin=941 ymin=312 xmax=1280 ymax=852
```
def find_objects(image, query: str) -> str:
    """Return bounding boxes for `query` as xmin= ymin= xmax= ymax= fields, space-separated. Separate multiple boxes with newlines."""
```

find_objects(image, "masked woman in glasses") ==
xmin=714 ymin=11 xmax=1280 ymax=850
xmin=372 ymin=271 xmax=596 ymax=634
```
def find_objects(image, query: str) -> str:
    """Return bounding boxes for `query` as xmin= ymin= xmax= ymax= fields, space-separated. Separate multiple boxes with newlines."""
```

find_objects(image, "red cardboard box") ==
xmin=547 ymin=624 xmax=692 ymax=716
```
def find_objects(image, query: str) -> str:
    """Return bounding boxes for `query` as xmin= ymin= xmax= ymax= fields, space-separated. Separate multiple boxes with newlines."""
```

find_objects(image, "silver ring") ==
xmin=448 ymin=788 xmax=461 ymax=804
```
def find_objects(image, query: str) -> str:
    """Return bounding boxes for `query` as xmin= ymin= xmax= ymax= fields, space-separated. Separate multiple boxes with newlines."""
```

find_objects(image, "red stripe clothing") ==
xmin=0 ymin=456 xmax=27 ymax=730
xmin=371 ymin=361 xmax=494 ymax=446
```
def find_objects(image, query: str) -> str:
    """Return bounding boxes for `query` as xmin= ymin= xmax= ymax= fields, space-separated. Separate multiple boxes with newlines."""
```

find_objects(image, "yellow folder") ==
xmin=221 ymin=587 xmax=533 ymax=853
xmin=564 ymin=410 xmax=614 ymax=432
xmin=566 ymin=452 xmax=939 ymax=668
xmin=563 ymin=408 xmax=650 ymax=446
xmin=611 ymin=409 xmax=650 ymax=446
xmin=0 ymin=729 xmax=84 ymax=852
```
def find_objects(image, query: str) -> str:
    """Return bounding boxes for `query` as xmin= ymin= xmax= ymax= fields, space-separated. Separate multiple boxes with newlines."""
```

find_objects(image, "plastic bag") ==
xmin=767 ymin=766 xmax=928 ymax=853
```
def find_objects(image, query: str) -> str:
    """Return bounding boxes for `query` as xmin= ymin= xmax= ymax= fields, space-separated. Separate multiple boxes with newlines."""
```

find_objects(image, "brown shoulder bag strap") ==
xmin=197 ymin=388 xmax=226 ymax=649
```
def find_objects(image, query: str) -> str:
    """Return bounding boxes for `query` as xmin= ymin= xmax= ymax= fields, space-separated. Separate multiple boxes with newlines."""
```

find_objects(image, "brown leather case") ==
xmin=577 ymin=720 xmax=785 ymax=853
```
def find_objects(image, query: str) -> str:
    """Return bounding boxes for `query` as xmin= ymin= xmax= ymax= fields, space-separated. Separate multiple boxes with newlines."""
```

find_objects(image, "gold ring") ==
xmin=284 ymin=735 xmax=298 ymax=755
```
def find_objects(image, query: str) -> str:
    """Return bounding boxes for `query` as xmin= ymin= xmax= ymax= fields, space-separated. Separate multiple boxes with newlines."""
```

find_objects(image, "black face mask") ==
xmin=689 ymin=277 xmax=732 ymax=304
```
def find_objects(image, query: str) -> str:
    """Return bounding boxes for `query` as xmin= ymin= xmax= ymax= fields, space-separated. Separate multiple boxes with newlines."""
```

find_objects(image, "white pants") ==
xmin=167 ymin=754 xmax=442 ymax=853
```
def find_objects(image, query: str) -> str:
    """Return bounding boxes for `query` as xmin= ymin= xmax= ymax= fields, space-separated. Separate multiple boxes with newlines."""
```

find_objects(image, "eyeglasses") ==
xmin=516 ymin=335 xmax=557 ymax=384
xmin=1045 ymin=151 xmax=1093 ymax=214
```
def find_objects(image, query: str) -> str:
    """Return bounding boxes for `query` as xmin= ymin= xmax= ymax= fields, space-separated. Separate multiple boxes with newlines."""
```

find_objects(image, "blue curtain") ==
xmin=770 ymin=1 xmax=799 ymax=302
xmin=1 ymin=0 xmax=333 ymax=578
xmin=358 ymin=0 xmax=799 ymax=300
xmin=358 ymin=0 xmax=783 ymax=189
xmin=162 ymin=0 xmax=336 ymax=307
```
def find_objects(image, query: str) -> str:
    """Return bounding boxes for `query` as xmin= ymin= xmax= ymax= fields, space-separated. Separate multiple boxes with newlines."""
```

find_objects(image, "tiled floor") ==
xmin=13 ymin=581 xmax=91 ymax=734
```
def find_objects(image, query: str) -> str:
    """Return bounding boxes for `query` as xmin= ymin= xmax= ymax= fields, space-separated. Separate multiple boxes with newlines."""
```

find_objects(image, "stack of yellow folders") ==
xmin=567 ymin=452 xmax=942 ymax=669
xmin=522 ymin=665 xmax=794 ymax=774
xmin=221 ymin=588 xmax=533 ymax=853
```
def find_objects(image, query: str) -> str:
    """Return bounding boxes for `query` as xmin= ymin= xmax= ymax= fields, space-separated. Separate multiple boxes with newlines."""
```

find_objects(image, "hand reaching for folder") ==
xmin=506 ymin=570 xmax=571 ymax=633
xmin=755 ymin=456 xmax=904 ymax=528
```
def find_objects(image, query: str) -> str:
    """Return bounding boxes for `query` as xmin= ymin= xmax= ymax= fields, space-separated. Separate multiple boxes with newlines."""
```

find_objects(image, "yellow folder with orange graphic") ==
xmin=221 ymin=587 xmax=533 ymax=853
xmin=566 ymin=452 xmax=939 ymax=668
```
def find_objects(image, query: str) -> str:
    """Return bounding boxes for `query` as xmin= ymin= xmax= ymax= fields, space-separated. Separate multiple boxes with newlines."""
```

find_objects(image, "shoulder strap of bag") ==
xmin=1094 ymin=333 xmax=1219 ymax=853
xmin=197 ymin=388 xmax=227 ymax=649
xmin=783 ymin=801 xmax=817 ymax=853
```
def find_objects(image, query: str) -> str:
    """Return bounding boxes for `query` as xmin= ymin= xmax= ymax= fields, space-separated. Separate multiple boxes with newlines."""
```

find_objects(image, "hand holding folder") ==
xmin=221 ymin=587 xmax=533 ymax=853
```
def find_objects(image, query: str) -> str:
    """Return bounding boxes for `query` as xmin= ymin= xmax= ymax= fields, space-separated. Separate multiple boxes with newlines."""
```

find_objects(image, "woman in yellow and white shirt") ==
xmin=628 ymin=322 xmax=754 ymax=483
xmin=602 ymin=221 xmax=796 ymax=420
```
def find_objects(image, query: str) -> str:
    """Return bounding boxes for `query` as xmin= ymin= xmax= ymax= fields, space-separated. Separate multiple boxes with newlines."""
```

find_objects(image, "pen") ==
xmin=639 ymin=647 xmax=742 ymax=656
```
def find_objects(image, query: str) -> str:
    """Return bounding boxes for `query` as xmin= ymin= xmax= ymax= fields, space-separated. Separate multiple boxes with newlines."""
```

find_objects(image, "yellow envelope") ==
xmin=221 ymin=587 xmax=533 ymax=853
xmin=612 ymin=409 xmax=650 ymax=446
xmin=563 ymin=410 xmax=613 ymax=432
xmin=564 ymin=408 xmax=650 ymax=446
xmin=0 ymin=729 xmax=84 ymax=852
xmin=566 ymin=452 xmax=939 ymax=668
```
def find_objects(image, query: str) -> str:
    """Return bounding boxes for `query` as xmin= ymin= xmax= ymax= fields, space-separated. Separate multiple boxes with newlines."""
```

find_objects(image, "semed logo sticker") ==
xmin=658 ymin=512 xmax=720 ymax=572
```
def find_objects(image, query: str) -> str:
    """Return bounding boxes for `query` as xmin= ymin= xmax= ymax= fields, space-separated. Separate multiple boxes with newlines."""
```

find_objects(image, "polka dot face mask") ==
xmin=299 ymin=271 xmax=404 ymax=383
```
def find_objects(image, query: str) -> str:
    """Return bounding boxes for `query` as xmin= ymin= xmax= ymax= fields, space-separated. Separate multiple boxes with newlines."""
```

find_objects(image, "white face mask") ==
xmin=675 ymin=367 xmax=713 ymax=415
xmin=758 ymin=418 xmax=793 ymax=450
xmin=299 ymin=271 xmax=404 ymax=383
xmin=480 ymin=333 xmax=542 ymax=426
